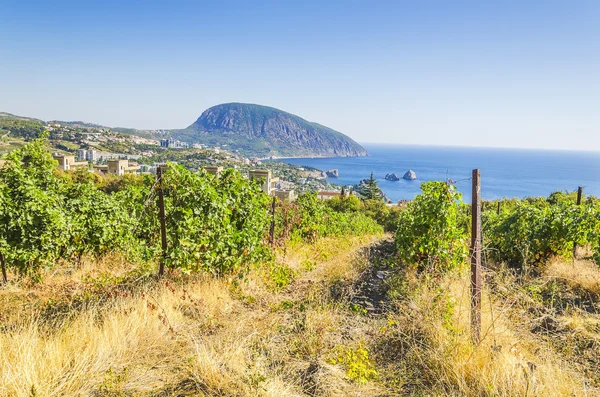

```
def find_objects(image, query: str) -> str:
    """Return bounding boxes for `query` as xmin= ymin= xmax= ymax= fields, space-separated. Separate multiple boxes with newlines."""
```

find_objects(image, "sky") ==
xmin=1 ymin=0 xmax=599 ymax=151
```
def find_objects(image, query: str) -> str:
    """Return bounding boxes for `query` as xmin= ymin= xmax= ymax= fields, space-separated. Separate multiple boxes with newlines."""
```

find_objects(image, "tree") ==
xmin=363 ymin=172 xmax=381 ymax=200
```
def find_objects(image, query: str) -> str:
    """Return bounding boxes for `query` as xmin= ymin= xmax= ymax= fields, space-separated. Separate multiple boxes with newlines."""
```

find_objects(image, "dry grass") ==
xmin=0 ymin=236 xmax=383 ymax=396
xmin=545 ymin=257 xmax=600 ymax=296
xmin=1 ymin=236 xmax=598 ymax=396
xmin=380 ymin=270 xmax=589 ymax=396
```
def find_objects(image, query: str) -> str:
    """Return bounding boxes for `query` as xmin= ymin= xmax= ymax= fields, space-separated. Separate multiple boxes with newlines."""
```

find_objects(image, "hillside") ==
xmin=1 ymin=139 xmax=599 ymax=395
xmin=0 ymin=112 xmax=44 ymax=123
xmin=173 ymin=103 xmax=368 ymax=158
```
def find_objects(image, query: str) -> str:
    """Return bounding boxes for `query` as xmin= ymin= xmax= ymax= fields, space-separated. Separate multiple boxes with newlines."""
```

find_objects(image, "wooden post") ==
xmin=497 ymin=201 xmax=501 ymax=215
xmin=573 ymin=186 xmax=583 ymax=259
xmin=471 ymin=169 xmax=482 ymax=344
xmin=577 ymin=186 xmax=583 ymax=206
xmin=0 ymin=252 xmax=7 ymax=284
xmin=157 ymin=165 xmax=168 ymax=277
xmin=269 ymin=196 xmax=276 ymax=247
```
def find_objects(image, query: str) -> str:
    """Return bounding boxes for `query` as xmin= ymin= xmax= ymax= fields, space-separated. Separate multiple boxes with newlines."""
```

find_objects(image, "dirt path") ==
xmin=348 ymin=237 xmax=396 ymax=315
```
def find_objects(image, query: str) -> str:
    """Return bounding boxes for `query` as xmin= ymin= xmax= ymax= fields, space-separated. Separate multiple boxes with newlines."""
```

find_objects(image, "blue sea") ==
xmin=278 ymin=144 xmax=600 ymax=202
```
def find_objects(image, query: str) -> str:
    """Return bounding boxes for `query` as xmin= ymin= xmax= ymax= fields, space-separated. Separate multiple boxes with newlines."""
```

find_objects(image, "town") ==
xmin=51 ymin=151 xmax=355 ymax=202
xmin=0 ymin=114 xmax=347 ymax=200
xmin=1 ymin=114 xmax=409 ymax=204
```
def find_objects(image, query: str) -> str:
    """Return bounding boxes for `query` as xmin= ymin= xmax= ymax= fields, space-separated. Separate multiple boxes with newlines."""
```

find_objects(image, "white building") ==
xmin=317 ymin=191 xmax=347 ymax=200
xmin=86 ymin=150 xmax=98 ymax=161
xmin=249 ymin=169 xmax=279 ymax=196
xmin=274 ymin=189 xmax=296 ymax=202
xmin=160 ymin=138 xmax=189 ymax=149
xmin=204 ymin=166 xmax=224 ymax=175
xmin=77 ymin=149 xmax=98 ymax=162
xmin=53 ymin=154 xmax=88 ymax=171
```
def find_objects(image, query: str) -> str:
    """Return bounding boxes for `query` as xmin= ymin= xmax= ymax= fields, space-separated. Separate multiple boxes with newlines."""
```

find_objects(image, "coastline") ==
xmin=261 ymin=153 xmax=369 ymax=161
xmin=273 ymin=145 xmax=600 ymax=202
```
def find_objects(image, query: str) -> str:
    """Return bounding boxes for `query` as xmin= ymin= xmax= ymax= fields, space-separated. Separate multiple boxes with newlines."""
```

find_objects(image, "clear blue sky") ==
xmin=1 ymin=0 xmax=599 ymax=150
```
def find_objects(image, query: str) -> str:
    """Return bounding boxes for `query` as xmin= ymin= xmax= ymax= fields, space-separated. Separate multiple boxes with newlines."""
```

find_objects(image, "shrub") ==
xmin=485 ymin=198 xmax=600 ymax=270
xmin=276 ymin=192 xmax=383 ymax=243
xmin=0 ymin=137 xmax=274 ymax=279
xmin=63 ymin=182 xmax=135 ymax=260
xmin=161 ymin=165 xmax=271 ymax=275
xmin=0 ymin=135 xmax=69 ymax=276
xmin=395 ymin=181 xmax=468 ymax=272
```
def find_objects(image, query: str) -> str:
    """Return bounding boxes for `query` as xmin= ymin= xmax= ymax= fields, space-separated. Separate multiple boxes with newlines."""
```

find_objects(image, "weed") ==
xmin=267 ymin=264 xmax=295 ymax=292
xmin=97 ymin=366 xmax=129 ymax=396
xmin=301 ymin=259 xmax=316 ymax=271
xmin=349 ymin=303 xmax=368 ymax=315
xmin=329 ymin=344 xmax=378 ymax=384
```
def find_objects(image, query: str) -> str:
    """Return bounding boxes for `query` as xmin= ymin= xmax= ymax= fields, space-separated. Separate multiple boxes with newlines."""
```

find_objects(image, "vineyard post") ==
xmin=269 ymin=196 xmax=276 ymax=246
xmin=497 ymin=201 xmax=501 ymax=215
xmin=0 ymin=252 xmax=7 ymax=284
xmin=157 ymin=165 xmax=168 ymax=277
xmin=573 ymin=186 xmax=583 ymax=259
xmin=471 ymin=169 xmax=482 ymax=344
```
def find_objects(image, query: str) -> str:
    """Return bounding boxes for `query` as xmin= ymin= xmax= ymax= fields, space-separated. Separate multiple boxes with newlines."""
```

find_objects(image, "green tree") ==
xmin=363 ymin=172 xmax=381 ymax=200
xmin=278 ymin=192 xmax=382 ymax=243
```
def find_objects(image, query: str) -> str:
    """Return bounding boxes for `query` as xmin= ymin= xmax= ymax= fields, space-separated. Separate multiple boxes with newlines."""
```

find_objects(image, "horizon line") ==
xmin=359 ymin=141 xmax=600 ymax=154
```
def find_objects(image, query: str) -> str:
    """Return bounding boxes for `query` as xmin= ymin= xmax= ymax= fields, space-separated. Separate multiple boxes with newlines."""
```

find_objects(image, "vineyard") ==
xmin=1 ymin=136 xmax=600 ymax=396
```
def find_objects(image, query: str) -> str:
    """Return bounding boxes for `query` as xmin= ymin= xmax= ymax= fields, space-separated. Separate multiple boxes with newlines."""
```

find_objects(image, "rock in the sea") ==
xmin=403 ymin=170 xmax=417 ymax=180
xmin=326 ymin=169 xmax=339 ymax=178
xmin=385 ymin=173 xmax=400 ymax=181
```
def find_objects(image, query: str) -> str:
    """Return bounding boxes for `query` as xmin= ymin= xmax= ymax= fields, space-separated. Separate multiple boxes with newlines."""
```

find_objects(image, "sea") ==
xmin=277 ymin=144 xmax=600 ymax=203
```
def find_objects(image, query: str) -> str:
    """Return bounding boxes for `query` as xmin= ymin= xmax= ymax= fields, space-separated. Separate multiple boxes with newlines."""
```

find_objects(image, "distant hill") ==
xmin=173 ymin=103 xmax=367 ymax=158
xmin=0 ymin=112 xmax=46 ymax=140
xmin=48 ymin=120 xmax=155 ymax=138
xmin=48 ymin=120 xmax=108 ymax=129
xmin=0 ymin=112 xmax=44 ymax=123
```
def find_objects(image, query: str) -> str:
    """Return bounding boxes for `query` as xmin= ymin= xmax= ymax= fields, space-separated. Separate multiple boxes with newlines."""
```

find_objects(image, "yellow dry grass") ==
xmin=0 ymin=236 xmax=383 ymax=396
xmin=545 ymin=257 xmax=600 ymax=296
xmin=392 ymin=271 xmax=589 ymax=396
xmin=0 ymin=236 xmax=597 ymax=396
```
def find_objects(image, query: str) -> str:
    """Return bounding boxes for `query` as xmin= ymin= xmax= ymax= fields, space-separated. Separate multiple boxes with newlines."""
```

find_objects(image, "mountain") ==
xmin=173 ymin=103 xmax=368 ymax=158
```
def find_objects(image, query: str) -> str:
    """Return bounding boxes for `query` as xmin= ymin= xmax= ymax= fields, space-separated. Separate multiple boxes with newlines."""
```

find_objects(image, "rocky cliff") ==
xmin=175 ymin=103 xmax=368 ymax=158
